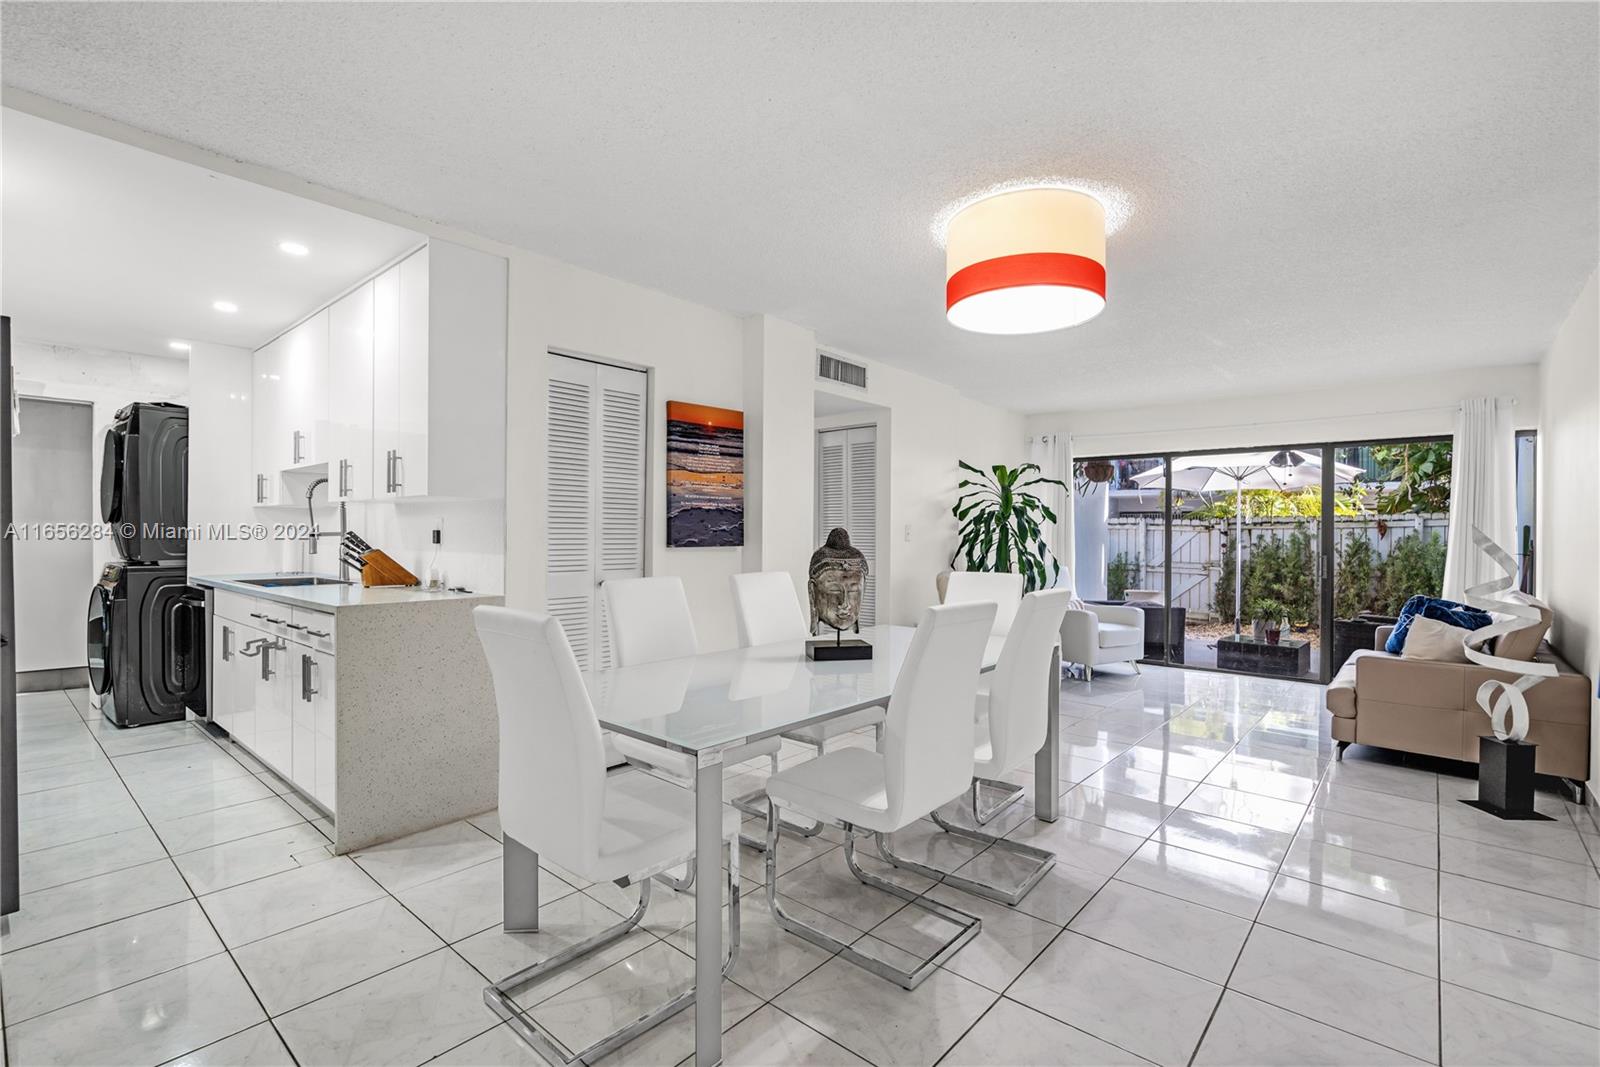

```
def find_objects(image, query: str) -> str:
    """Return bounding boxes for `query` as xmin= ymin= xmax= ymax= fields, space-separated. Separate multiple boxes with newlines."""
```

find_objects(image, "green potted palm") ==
xmin=948 ymin=461 xmax=1069 ymax=593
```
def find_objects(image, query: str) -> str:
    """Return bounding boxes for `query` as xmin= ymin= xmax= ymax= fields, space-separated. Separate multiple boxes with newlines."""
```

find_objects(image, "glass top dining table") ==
xmin=502 ymin=623 xmax=1063 ymax=1066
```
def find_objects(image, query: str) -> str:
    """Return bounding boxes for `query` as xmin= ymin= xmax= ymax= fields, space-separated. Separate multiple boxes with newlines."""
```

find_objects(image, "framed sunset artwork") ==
xmin=665 ymin=401 xmax=745 ymax=548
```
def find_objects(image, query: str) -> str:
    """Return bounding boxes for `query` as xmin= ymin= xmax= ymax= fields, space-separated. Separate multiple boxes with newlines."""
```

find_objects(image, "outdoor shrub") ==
xmin=1107 ymin=552 xmax=1142 ymax=600
xmin=1376 ymin=532 xmax=1447 ymax=614
xmin=1213 ymin=524 xmax=1318 ymax=626
xmin=1335 ymin=533 xmax=1378 ymax=619
xmin=1214 ymin=534 xmax=1241 ymax=622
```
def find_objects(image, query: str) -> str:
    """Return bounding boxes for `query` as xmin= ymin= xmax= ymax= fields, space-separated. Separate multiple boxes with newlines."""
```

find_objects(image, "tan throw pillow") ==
xmin=1493 ymin=597 xmax=1552 ymax=661
xmin=1401 ymin=616 xmax=1472 ymax=663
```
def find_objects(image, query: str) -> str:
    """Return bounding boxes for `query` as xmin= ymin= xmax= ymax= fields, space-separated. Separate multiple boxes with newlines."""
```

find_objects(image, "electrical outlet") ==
xmin=431 ymin=527 xmax=442 ymax=545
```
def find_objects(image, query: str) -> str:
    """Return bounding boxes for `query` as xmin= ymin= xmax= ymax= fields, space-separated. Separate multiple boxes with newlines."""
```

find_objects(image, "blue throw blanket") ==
xmin=1385 ymin=595 xmax=1493 ymax=654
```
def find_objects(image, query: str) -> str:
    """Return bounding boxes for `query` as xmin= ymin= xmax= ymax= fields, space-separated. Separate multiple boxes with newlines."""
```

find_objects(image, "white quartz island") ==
xmin=193 ymin=574 xmax=502 ymax=853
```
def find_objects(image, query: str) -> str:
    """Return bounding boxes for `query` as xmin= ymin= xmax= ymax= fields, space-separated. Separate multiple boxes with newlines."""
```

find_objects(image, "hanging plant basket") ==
xmin=1075 ymin=459 xmax=1116 ymax=493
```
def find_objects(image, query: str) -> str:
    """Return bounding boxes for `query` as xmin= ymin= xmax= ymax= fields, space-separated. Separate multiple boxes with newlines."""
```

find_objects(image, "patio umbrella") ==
xmin=1131 ymin=450 xmax=1363 ymax=634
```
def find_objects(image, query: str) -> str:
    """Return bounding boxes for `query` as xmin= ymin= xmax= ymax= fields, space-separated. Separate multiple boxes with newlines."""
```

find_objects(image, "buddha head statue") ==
xmin=807 ymin=527 xmax=869 ymax=634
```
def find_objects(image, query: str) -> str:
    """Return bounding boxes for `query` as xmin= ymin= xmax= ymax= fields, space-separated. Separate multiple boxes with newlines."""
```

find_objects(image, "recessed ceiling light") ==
xmin=278 ymin=240 xmax=310 ymax=257
xmin=168 ymin=341 xmax=191 ymax=352
xmin=213 ymin=300 xmax=238 ymax=314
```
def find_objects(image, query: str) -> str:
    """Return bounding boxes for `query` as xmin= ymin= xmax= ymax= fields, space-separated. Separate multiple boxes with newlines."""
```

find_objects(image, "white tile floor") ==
xmin=4 ymin=669 xmax=1599 ymax=1066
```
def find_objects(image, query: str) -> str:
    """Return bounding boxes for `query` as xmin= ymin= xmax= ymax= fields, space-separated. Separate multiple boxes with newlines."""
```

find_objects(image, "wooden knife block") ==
xmin=360 ymin=550 xmax=420 ymax=588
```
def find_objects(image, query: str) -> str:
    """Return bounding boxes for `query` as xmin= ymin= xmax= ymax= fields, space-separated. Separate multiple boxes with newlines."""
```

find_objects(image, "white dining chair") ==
xmin=473 ymin=606 xmax=741 ymax=1066
xmin=905 ymin=589 xmax=1071 ymax=906
xmin=730 ymin=571 xmax=886 ymax=757
xmin=942 ymin=570 xmax=1025 ymax=636
xmin=763 ymin=600 xmax=995 ymax=989
xmin=604 ymin=576 xmax=782 ymax=862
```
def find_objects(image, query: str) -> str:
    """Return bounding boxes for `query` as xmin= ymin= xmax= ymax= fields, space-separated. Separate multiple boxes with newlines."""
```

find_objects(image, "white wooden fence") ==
xmin=1104 ymin=514 xmax=1449 ymax=621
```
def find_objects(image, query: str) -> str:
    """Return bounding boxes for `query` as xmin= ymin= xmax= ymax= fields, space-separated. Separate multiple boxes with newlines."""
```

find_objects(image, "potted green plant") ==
xmin=1252 ymin=597 xmax=1287 ymax=644
xmin=950 ymin=461 xmax=1068 ymax=592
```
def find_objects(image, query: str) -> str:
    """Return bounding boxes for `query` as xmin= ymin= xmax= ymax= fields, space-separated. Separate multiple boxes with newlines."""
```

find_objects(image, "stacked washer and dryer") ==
xmin=86 ymin=402 xmax=206 ymax=727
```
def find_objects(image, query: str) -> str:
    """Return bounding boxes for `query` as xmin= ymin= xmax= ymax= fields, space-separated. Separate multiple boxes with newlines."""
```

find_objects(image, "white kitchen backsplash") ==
xmin=291 ymin=496 xmax=505 ymax=596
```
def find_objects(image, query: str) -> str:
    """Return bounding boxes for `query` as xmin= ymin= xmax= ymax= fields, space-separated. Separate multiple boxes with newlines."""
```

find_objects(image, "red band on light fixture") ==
xmin=945 ymin=252 xmax=1107 ymax=310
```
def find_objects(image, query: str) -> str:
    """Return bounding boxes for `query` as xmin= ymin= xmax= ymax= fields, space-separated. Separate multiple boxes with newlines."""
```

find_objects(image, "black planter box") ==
xmin=1332 ymin=614 xmax=1398 ymax=675
xmin=1460 ymin=736 xmax=1555 ymax=821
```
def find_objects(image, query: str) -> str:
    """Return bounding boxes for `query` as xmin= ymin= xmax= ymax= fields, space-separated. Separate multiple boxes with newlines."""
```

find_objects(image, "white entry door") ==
xmin=815 ymin=425 xmax=877 ymax=626
xmin=545 ymin=353 xmax=646 ymax=669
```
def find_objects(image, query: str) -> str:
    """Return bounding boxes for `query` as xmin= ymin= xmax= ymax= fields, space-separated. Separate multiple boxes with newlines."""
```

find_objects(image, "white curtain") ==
xmin=1027 ymin=433 xmax=1073 ymax=588
xmin=1442 ymin=397 xmax=1515 ymax=601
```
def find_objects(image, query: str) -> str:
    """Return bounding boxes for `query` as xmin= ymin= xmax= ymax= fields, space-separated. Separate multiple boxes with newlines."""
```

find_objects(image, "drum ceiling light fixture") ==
xmin=944 ymin=186 xmax=1109 ymax=335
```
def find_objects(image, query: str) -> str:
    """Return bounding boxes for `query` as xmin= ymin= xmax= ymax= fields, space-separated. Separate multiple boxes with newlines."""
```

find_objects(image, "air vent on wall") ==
xmin=817 ymin=351 xmax=867 ymax=390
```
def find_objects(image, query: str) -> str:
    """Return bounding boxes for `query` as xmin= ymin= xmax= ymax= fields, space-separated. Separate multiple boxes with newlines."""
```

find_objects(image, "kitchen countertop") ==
xmin=192 ymin=573 xmax=500 ymax=613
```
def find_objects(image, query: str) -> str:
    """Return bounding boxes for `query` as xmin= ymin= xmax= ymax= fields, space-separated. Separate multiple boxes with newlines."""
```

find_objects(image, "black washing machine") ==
xmin=101 ymin=402 xmax=188 ymax=563
xmin=87 ymin=562 xmax=203 ymax=727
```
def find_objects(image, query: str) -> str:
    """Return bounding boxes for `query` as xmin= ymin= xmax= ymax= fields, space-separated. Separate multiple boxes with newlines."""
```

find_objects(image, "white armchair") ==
xmin=1053 ymin=568 xmax=1145 ymax=678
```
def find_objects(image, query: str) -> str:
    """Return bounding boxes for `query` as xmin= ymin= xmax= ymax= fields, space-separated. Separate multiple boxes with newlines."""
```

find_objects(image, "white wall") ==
xmin=1535 ymin=271 xmax=1599 ymax=798
xmin=505 ymin=251 xmax=751 ymax=650
xmin=817 ymin=350 xmax=1028 ymax=624
xmin=1027 ymin=363 xmax=1543 ymax=458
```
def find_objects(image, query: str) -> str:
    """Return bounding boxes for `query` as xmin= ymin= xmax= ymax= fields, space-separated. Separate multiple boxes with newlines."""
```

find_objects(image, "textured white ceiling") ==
xmin=2 ymin=3 xmax=1595 ymax=410
xmin=1 ymin=109 xmax=421 ymax=358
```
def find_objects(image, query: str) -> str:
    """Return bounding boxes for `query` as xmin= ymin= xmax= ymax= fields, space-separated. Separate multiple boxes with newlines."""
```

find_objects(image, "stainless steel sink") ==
xmin=237 ymin=576 xmax=351 ymax=588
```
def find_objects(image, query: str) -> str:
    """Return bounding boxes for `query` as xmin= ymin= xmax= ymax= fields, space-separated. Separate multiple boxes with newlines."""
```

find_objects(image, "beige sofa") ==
xmin=1326 ymin=627 xmax=1592 ymax=784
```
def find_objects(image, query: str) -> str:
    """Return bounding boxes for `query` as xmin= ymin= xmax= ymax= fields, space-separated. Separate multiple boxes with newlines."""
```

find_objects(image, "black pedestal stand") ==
xmin=1459 ymin=736 xmax=1555 ymax=821
xmin=806 ymin=628 xmax=872 ymax=661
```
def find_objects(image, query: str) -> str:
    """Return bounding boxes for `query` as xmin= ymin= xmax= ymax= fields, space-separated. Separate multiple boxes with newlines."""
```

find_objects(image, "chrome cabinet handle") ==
xmin=301 ymin=653 xmax=319 ymax=701
xmin=292 ymin=429 xmax=304 ymax=464
xmin=222 ymin=625 xmax=233 ymax=661
xmin=260 ymin=637 xmax=285 ymax=680
xmin=256 ymin=473 xmax=266 ymax=502
xmin=249 ymin=612 xmax=266 ymax=620
xmin=305 ymin=629 xmax=331 ymax=639
xmin=385 ymin=450 xmax=396 ymax=493
xmin=285 ymin=622 xmax=307 ymax=631
xmin=392 ymin=452 xmax=403 ymax=491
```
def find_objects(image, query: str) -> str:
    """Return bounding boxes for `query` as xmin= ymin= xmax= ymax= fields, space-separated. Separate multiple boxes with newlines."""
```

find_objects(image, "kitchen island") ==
xmin=193 ymin=573 xmax=502 ymax=853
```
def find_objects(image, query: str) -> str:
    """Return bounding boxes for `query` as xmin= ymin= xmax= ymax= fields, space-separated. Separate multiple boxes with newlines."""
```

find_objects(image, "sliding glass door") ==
xmin=1327 ymin=438 xmax=1453 ymax=676
xmin=1073 ymin=434 xmax=1479 ymax=684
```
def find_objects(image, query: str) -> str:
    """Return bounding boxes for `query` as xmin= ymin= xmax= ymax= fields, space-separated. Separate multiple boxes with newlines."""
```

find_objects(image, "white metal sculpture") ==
xmin=1460 ymin=527 xmax=1556 ymax=743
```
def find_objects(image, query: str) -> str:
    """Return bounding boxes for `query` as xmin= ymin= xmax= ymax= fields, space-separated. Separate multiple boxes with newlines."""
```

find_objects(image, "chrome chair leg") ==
xmin=968 ymin=777 xmax=1026 ymax=826
xmin=764 ymin=802 xmax=980 ymax=990
xmin=732 ymin=748 xmax=822 ymax=844
xmin=912 ymin=810 xmax=1056 ymax=907
xmin=654 ymin=864 xmax=694 ymax=892
xmin=489 ymin=844 xmax=740 ymax=1066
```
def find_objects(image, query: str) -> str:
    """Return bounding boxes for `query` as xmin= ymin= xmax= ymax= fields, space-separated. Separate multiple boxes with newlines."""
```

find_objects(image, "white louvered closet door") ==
xmin=546 ymin=353 xmax=647 ymax=670
xmin=815 ymin=425 xmax=877 ymax=626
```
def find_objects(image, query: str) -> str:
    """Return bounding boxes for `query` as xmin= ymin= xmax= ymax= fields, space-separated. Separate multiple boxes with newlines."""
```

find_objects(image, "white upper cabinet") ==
xmin=394 ymin=247 xmax=430 ymax=497
xmin=325 ymin=281 xmax=375 ymax=502
xmin=252 ymin=238 xmax=506 ymax=505
xmin=373 ymin=241 xmax=506 ymax=501
xmin=280 ymin=311 xmax=329 ymax=468
xmin=251 ymin=334 xmax=287 ymax=505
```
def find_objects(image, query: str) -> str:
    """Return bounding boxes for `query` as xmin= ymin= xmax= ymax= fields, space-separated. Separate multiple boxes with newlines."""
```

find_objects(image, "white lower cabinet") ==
xmin=293 ymin=644 xmax=337 ymax=811
xmin=253 ymin=634 xmax=294 ymax=781
xmin=213 ymin=596 xmax=336 ymax=814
